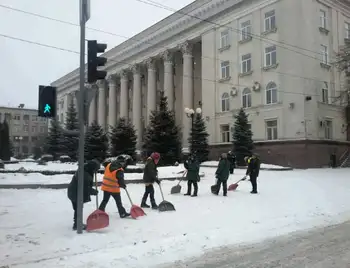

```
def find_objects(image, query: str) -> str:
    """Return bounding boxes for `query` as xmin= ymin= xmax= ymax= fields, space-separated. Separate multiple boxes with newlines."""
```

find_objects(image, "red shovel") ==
xmin=124 ymin=188 xmax=146 ymax=219
xmin=228 ymin=176 xmax=247 ymax=191
xmin=86 ymin=173 xmax=109 ymax=231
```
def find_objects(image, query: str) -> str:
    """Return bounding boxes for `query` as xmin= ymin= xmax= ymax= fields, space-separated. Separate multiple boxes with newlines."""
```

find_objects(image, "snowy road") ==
xmin=160 ymin=220 xmax=350 ymax=268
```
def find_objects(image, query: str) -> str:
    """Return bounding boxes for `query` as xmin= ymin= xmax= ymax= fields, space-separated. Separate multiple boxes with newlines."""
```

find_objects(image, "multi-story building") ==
xmin=51 ymin=0 xmax=350 ymax=168
xmin=0 ymin=105 xmax=49 ymax=157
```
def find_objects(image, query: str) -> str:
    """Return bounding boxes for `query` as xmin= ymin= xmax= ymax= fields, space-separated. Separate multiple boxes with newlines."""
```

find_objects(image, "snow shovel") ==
xmin=228 ymin=176 xmax=247 ymax=191
xmin=211 ymin=178 xmax=218 ymax=195
xmin=86 ymin=173 xmax=109 ymax=231
xmin=124 ymin=188 xmax=146 ymax=219
xmin=170 ymin=171 xmax=187 ymax=194
xmin=158 ymin=183 xmax=176 ymax=212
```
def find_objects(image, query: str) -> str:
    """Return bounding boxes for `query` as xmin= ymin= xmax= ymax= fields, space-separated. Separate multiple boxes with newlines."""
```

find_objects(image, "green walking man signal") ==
xmin=44 ymin=104 xmax=51 ymax=114
xmin=38 ymin=85 xmax=57 ymax=118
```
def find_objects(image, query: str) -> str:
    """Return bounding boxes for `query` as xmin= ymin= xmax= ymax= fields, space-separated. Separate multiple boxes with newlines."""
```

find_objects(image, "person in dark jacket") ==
xmin=141 ymin=152 xmax=160 ymax=209
xmin=67 ymin=159 xmax=100 ymax=230
xmin=227 ymin=151 xmax=236 ymax=174
xmin=98 ymin=157 xmax=130 ymax=218
xmin=214 ymin=153 xmax=230 ymax=196
xmin=245 ymin=154 xmax=261 ymax=194
xmin=184 ymin=154 xmax=200 ymax=197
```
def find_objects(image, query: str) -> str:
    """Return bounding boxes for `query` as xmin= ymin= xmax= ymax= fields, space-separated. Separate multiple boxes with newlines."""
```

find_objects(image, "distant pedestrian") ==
xmin=227 ymin=151 xmax=236 ymax=174
xmin=184 ymin=153 xmax=200 ymax=197
xmin=141 ymin=152 xmax=161 ymax=209
xmin=67 ymin=159 xmax=100 ymax=231
xmin=245 ymin=154 xmax=261 ymax=194
xmin=214 ymin=153 xmax=230 ymax=196
xmin=98 ymin=157 xmax=130 ymax=218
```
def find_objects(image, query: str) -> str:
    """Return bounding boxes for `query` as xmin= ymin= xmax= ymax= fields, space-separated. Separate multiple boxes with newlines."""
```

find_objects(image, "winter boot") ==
xmin=151 ymin=202 xmax=158 ymax=209
xmin=250 ymin=191 xmax=258 ymax=194
xmin=120 ymin=212 xmax=131 ymax=218
xmin=141 ymin=202 xmax=150 ymax=208
xmin=72 ymin=223 xmax=86 ymax=231
xmin=184 ymin=192 xmax=191 ymax=196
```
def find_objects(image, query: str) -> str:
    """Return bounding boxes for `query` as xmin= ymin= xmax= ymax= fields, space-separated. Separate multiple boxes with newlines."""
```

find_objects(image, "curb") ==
xmin=0 ymin=168 xmax=144 ymax=175
xmin=200 ymin=165 xmax=293 ymax=171
xmin=0 ymin=174 xmax=204 ymax=190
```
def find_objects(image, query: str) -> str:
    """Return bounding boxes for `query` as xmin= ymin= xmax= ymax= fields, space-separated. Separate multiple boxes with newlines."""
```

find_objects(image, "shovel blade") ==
xmin=211 ymin=184 xmax=218 ymax=194
xmin=228 ymin=183 xmax=238 ymax=191
xmin=86 ymin=209 xmax=109 ymax=231
xmin=158 ymin=200 xmax=176 ymax=212
xmin=130 ymin=205 xmax=146 ymax=219
xmin=170 ymin=185 xmax=181 ymax=194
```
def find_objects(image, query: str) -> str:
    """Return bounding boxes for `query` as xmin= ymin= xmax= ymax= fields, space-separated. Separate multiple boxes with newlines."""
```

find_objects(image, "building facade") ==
xmin=0 ymin=105 xmax=49 ymax=157
xmin=52 ymin=0 xmax=350 ymax=168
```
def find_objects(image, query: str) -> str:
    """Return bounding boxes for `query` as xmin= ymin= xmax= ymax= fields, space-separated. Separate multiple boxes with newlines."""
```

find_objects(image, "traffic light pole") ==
xmin=76 ymin=0 xmax=89 ymax=234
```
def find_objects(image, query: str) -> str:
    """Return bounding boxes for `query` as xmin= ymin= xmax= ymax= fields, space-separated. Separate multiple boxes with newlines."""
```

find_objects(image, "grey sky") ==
xmin=0 ymin=0 xmax=193 ymax=109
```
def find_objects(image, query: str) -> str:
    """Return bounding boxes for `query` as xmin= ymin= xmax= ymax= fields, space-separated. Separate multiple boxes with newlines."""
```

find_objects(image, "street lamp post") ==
xmin=15 ymin=136 xmax=23 ymax=157
xmin=184 ymin=107 xmax=202 ymax=155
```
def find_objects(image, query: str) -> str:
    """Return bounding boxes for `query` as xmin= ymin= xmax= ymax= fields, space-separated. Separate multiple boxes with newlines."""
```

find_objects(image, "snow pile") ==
xmin=201 ymin=161 xmax=288 ymax=169
xmin=1 ymin=168 xmax=350 ymax=267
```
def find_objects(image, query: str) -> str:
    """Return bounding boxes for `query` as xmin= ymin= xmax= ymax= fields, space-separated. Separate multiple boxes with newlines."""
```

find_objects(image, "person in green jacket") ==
xmin=214 ymin=153 xmax=230 ymax=196
xmin=184 ymin=154 xmax=200 ymax=197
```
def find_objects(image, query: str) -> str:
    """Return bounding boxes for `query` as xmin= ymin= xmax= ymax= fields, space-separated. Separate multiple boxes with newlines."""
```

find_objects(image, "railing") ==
xmin=340 ymin=149 xmax=349 ymax=168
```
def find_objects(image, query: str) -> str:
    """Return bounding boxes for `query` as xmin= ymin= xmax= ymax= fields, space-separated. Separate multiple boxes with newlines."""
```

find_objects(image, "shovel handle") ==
xmin=94 ymin=173 xmax=98 ymax=209
xmin=159 ymin=184 xmax=165 ymax=201
xmin=124 ymin=188 xmax=133 ymax=205
xmin=177 ymin=171 xmax=187 ymax=186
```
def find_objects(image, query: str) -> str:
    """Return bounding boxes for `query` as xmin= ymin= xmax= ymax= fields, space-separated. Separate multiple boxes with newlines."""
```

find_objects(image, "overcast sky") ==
xmin=0 ymin=0 xmax=193 ymax=109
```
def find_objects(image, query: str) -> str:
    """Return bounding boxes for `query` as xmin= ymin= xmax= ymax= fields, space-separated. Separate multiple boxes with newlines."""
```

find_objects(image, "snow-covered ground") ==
xmin=1 ymin=168 xmax=350 ymax=268
xmin=201 ymin=161 xmax=288 ymax=169
xmin=0 ymin=164 xmax=190 ymax=185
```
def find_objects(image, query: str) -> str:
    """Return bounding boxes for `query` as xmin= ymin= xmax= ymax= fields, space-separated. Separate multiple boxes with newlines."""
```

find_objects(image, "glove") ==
xmin=155 ymin=179 xmax=161 ymax=185
xmin=91 ymin=188 xmax=98 ymax=195
xmin=120 ymin=184 xmax=126 ymax=189
xmin=241 ymin=176 xmax=247 ymax=181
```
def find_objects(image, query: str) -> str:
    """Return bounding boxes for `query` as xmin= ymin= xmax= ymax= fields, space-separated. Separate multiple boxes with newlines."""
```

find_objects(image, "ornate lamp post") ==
xmin=184 ymin=107 xmax=202 ymax=154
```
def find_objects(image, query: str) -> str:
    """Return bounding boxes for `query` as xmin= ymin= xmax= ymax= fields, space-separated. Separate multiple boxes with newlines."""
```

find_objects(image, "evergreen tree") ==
xmin=143 ymin=90 xmax=181 ymax=166
xmin=110 ymin=117 xmax=136 ymax=158
xmin=0 ymin=121 xmax=11 ymax=160
xmin=188 ymin=112 xmax=209 ymax=163
xmin=232 ymin=108 xmax=254 ymax=165
xmin=45 ymin=118 xmax=63 ymax=159
xmin=85 ymin=121 xmax=108 ymax=162
xmin=63 ymin=102 xmax=79 ymax=160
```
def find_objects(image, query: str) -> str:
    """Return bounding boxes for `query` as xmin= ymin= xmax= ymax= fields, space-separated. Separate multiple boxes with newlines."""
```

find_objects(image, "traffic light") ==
xmin=87 ymin=40 xmax=107 ymax=83
xmin=38 ymin=85 xmax=57 ymax=118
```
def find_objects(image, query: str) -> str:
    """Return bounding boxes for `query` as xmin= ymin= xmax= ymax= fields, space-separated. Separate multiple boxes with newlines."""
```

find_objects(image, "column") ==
xmin=180 ymin=41 xmax=194 ymax=147
xmin=145 ymin=58 xmax=156 ymax=124
xmin=119 ymin=70 xmax=129 ymax=119
xmin=97 ymin=80 xmax=106 ymax=128
xmin=132 ymin=64 xmax=142 ymax=148
xmin=88 ymin=86 xmax=97 ymax=125
xmin=162 ymin=50 xmax=174 ymax=110
xmin=108 ymin=74 xmax=118 ymax=127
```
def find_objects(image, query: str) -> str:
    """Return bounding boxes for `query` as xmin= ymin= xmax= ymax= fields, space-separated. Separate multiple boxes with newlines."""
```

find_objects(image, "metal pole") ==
xmin=191 ymin=114 xmax=194 ymax=154
xmin=76 ymin=2 xmax=86 ymax=234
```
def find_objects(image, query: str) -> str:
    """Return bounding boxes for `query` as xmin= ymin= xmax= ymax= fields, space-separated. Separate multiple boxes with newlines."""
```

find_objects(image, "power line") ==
xmin=133 ymin=0 xmax=332 ymax=62
xmin=0 ymin=4 xmax=340 ymax=87
xmin=0 ymin=32 xmax=344 ymax=103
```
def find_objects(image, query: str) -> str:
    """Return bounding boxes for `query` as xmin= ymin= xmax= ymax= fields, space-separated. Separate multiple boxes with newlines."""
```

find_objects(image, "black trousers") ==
xmin=71 ymin=201 xmax=77 ymax=226
xmin=216 ymin=180 xmax=227 ymax=196
xmin=141 ymin=184 xmax=157 ymax=206
xmin=98 ymin=191 xmax=127 ymax=217
xmin=229 ymin=167 xmax=234 ymax=174
xmin=250 ymin=175 xmax=258 ymax=192
xmin=186 ymin=180 xmax=198 ymax=195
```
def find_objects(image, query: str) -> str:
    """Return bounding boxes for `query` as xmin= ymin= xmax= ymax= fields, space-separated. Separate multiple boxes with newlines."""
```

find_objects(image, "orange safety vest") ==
xmin=101 ymin=163 xmax=123 ymax=193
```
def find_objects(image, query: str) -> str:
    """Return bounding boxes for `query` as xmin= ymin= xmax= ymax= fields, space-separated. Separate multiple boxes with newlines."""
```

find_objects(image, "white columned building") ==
xmin=52 ymin=0 xmax=350 ymax=168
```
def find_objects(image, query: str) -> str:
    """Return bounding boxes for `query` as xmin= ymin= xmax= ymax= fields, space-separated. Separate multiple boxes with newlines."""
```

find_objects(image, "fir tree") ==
xmin=63 ymin=102 xmax=79 ymax=160
xmin=110 ymin=117 xmax=136 ymax=158
xmin=188 ymin=112 xmax=209 ymax=163
xmin=0 ymin=121 xmax=11 ymax=160
xmin=143 ymin=90 xmax=181 ymax=166
xmin=232 ymin=108 xmax=254 ymax=165
xmin=45 ymin=118 xmax=63 ymax=159
xmin=85 ymin=121 xmax=108 ymax=162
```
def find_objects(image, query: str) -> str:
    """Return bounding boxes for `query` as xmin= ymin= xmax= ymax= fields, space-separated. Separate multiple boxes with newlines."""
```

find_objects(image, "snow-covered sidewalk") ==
xmin=201 ymin=161 xmax=290 ymax=170
xmin=1 ymin=168 xmax=350 ymax=267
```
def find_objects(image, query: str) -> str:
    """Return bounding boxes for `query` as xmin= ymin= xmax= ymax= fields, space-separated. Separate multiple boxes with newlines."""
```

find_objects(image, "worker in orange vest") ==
xmin=98 ymin=158 xmax=130 ymax=218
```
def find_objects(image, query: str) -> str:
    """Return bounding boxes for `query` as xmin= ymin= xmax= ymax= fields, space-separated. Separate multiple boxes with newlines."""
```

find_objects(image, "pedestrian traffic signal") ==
xmin=38 ymin=85 xmax=57 ymax=118
xmin=87 ymin=40 xmax=107 ymax=83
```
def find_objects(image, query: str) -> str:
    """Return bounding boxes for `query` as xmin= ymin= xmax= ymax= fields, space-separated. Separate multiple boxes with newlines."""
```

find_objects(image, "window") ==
xmin=23 ymin=115 xmax=29 ymax=125
xmin=264 ymin=10 xmax=276 ymax=31
xmin=247 ymin=123 xmax=252 ymax=130
xmin=220 ymin=124 xmax=230 ymax=142
xmin=265 ymin=45 xmax=277 ymax=66
xmin=221 ymin=92 xmax=230 ymax=112
xmin=266 ymin=119 xmax=278 ymax=140
xmin=32 ymin=126 xmax=37 ymax=132
xmin=32 ymin=115 xmax=38 ymax=121
xmin=321 ymin=82 xmax=329 ymax=104
xmin=242 ymin=88 xmax=252 ymax=108
xmin=345 ymin=22 xmax=350 ymax=39
xmin=320 ymin=45 xmax=328 ymax=64
xmin=220 ymin=30 xmax=229 ymax=48
xmin=320 ymin=10 xmax=327 ymax=29
xmin=324 ymin=120 xmax=332 ymax=139
xmin=241 ymin=53 xmax=252 ymax=73
xmin=40 ymin=126 xmax=45 ymax=133
xmin=60 ymin=113 xmax=64 ymax=123
xmin=13 ymin=114 xmax=20 ymax=121
xmin=266 ymin=82 xmax=278 ymax=104
xmin=240 ymin=20 xmax=252 ymax=40
xmin=60 ymin=100 xmax=64 ymax=109
xmin=220 ymin=61 xmax=230 ymax=79
xmin=23 ymin=126 xmax=29 ymax=132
